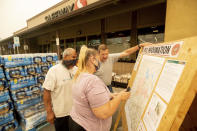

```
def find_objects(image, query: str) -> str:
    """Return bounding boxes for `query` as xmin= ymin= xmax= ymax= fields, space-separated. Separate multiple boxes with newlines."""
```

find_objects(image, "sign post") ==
xmin=56 ymin=31 xmax=61 ymax=59
xmin=13 ymin=37 xmax=20 ymax=54
xmin=24 ymin=45 xmax=28 ymax=54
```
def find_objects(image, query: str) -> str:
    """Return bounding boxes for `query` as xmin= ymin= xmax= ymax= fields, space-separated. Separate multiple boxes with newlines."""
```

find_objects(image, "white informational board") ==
xmin=125 ymin=55 xmax=165 ymax=131
xmin=121 ymin=40 xmax=197 ymax=131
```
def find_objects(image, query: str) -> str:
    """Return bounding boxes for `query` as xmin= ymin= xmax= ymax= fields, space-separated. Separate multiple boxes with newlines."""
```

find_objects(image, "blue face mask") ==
xmin=94 ymin=60 xmax=100 ymax=71
xmin=62 ymin=59 xmax=77 ymax=68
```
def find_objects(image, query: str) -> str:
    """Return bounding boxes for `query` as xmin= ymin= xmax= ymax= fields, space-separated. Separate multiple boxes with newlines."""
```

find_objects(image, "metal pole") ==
xmin=56 ymin=31 xmax=61 ymax=60
xmin=17 ymin=46 xmax=19 ymax=54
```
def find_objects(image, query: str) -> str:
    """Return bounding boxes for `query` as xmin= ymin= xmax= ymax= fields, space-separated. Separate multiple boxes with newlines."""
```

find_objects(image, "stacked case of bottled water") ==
xmin=1 ymin=53 xmax=58 ymax=131
xmin=0 ymin=63 xmax=19 ymax=131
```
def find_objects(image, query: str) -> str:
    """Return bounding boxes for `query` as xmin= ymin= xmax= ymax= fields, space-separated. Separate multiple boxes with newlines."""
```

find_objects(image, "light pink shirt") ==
xmin=70 ymin=73 xmax=112 ymax=131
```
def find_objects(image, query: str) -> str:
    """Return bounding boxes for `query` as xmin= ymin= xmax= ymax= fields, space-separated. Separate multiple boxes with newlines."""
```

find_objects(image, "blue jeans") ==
xmin=107 ymin=85 xmax=113 ymax=93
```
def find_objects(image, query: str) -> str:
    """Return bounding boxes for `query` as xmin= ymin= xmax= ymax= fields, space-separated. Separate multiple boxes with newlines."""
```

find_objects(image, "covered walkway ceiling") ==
xmin=0 ymin=0 xmax=165 ymax=43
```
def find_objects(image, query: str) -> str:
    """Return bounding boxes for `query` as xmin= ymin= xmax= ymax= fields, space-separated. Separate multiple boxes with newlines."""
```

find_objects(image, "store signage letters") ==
xmin=143 ymin=45 xmax=171 ymax=55
xmin=45 ymin=0 xmax=88 ymax=22
xmin=45 ymin=3 xmax=74 ymax=21
xmin=142 ymin=41 xmax=183 ymax=57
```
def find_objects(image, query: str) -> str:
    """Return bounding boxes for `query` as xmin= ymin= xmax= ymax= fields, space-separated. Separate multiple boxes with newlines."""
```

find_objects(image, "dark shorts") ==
xmin=69 ymin=117 xmax=86 ymax=131
xmin=54 ymin=116 xmax=69 ymax=131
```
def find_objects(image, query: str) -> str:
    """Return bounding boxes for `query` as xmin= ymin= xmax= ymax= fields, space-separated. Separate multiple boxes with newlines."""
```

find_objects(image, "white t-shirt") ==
xmin=43 ymin=63 xmax=77 ymax=117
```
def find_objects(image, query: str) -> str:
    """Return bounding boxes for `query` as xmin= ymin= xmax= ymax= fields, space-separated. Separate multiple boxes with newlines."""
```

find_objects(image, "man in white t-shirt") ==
xmin=95 ymin=43 xmax=150 ymax=92
xmin=43 ymin=48 xmax=77 ymax=131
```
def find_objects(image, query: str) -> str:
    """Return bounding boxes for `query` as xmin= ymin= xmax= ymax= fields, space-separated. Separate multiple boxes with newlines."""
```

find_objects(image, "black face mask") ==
xmin=94 ymin=61 xmax=101 ymax=71
xmin=62 ymin=59 xmax=77 ymax=68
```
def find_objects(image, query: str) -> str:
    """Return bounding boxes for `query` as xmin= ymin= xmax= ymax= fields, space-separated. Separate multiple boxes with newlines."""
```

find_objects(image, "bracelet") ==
xmin=138 ymin=44 xmax=141 ymax=49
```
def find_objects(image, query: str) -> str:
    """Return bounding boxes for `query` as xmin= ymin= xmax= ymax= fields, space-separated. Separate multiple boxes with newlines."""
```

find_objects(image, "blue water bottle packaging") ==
xmin=0 ymin=56 xmax=2 ymax=65
xmin=2 ymin=55 xmax=21 ymax=68
xmin=9 ymin=78 xmax=26 ymax=91
xmin=21 ymin=110 xmax=46 ymax=131
xmin=51 ymin=53 xmax=58 ymax=62
xmin=39 ymin=63 xmax=50 ymax=74
xmin=5 ymin=67 xmax=26 ymax=80
xmin=0 ymin=79 xmax=7 ymax=91
xmin=23 ymin=54 xmax=33 ymax=66
xmin=4 ymin=54 xmax=33 ymax=67
xmin=1 ymin=55 xmax=15 ymax=68
xmin=10 ymin=87 xmax=29 ymax=101
xmin=0 ymin=120 xmax=18 ymax=131
xmin=1 ymin=53 xmax=58 ymax=68
xmin=40 ymin=53 xmax=47 ymax=63
xmin=0 ymin=103 xmax=9 ymax=115
xmin=0 ymin=111 xmax=14 ymax=126
xmin=9 ymin=76 xmax=36 ymax=91
xmin=0 ymin=100 xmax=13 ymax=115
xmin=35 ymin=74 xmax=45 ymax=84
xmin=18 ymin=102 xmax=45 ymax=119
xmin=29 ymin=84 xmax=42 ymax=95
xmin=15 ymin=76 xmax=37 ymax=88
xmin=14 ymin=94 xmax=43 ymax=110
xmin=0 ymin=67 xmax=5 ymax=79
xmin=0 ymin=90 xmax=10 ymax=103
xmin=10 ymin=84 xmax=42 ymax=101
xmin=32 ymin=54 xmax=44 ymax=64
xmin=24 ymin=64 xmax=41 ymax=76
xmin=28 ymin=76 xmax=37 ymax=87
xmin=46 ymin=55 xmax=53 ymax=62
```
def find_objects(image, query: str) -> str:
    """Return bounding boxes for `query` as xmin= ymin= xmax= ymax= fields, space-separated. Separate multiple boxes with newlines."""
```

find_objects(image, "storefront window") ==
xmin=138 ymin=26 xmax=164 ymax=44
xmin=66 ymin=39 xmax=74 ymax=48
xmin=76 ymin=37 xmax=86 ymax=54
xmin=138 ymin=33 xmax=164 ymax=44
xmin=106 ymin=30 xmax=133 ymax=62
xmin=88 ymin=35 xmax=101 ymax=49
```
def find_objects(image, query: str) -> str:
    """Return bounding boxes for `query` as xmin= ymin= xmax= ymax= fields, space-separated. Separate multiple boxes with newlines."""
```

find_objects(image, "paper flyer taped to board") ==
xmin=143 ymin=93 xmax=167 ymax=131
xmin=142 ymin=41 xmax=183 ymax=57
xmin=155 ymin=60 xmax=186 ymax=103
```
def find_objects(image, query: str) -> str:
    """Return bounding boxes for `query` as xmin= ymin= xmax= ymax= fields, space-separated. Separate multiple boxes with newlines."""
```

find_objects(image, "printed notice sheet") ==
xmin=125 ymin=55 xmax=165 ymax=131
xmin=155 ymin=60 xmax=185 ymax=103
xmin=143 ymin=93 xmax=167 ymax=131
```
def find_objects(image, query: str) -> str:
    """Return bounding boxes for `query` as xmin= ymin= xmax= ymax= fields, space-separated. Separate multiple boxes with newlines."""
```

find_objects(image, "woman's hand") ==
xmin=110 ymin=93 xmax=118 ymax=100
xmin=119 ymin=91 xmax=131 ymax=101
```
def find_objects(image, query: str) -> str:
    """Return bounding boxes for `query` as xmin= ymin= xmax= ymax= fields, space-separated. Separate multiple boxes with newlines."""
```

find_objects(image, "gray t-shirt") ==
xmin=95 ymin=53 xmax=121 ymax=85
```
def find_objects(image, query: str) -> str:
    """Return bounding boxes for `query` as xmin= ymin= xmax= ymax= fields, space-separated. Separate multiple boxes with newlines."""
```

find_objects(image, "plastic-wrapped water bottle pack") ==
xmin=0 ymin=120 xmax=18 ymax=131
xmin=0 ymin=53 xmax=58 ymax=131
xmin=0 ymin=66 xmax=18 ymax=130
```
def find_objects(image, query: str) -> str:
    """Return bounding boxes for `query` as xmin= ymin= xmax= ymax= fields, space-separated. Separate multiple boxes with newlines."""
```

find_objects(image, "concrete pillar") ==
xmin=130 ymin=11 xmax=138 ymax=46
xmin=165 ymin=0 xmax=197 ymax=41
xmin=101 ymin=18 xmax=106 ymax=44
xmin=64 ymin=39 xmax=66 ymax=49
xmin=130 ymin=11 xmax=138 ymax=60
